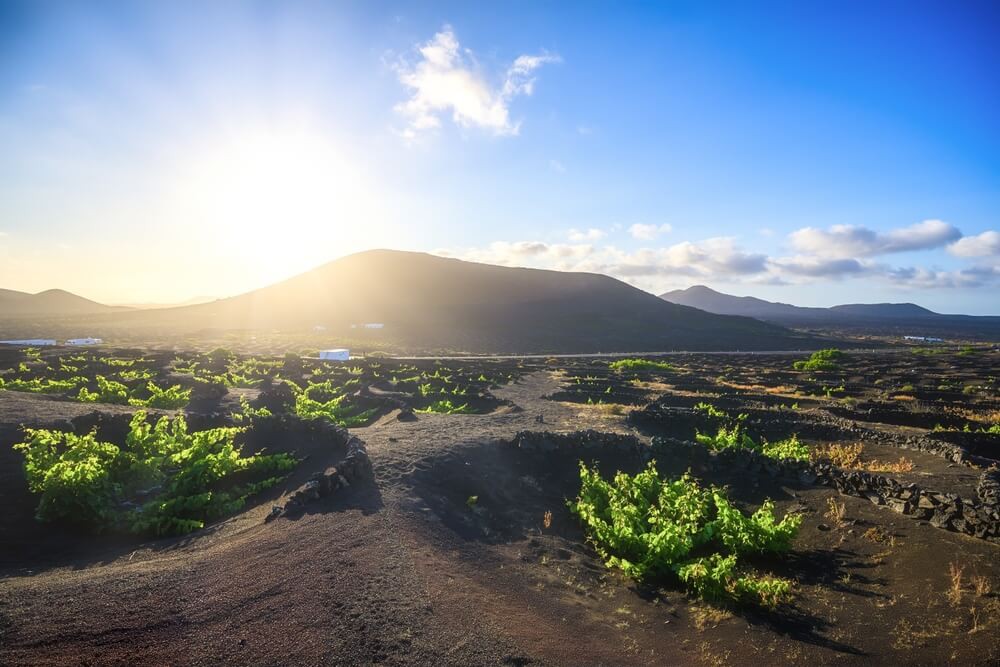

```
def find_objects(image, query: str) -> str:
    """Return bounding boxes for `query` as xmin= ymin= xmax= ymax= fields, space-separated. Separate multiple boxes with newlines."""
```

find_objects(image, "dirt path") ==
xmin=2 ymin=370 xmax=999 ymax=667
xmin=0 ymin=372 xmax=644 ymax=666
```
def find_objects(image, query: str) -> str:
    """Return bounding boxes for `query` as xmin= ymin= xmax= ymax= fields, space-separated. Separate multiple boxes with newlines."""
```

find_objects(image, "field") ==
xmin=1 ymin=344 xmax=999 ymax=666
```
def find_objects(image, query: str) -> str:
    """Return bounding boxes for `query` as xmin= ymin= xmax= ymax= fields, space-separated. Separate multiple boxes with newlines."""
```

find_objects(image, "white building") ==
xmin=0 ymin=339 xmax=57 ymax=346
xmin=363 ymin=323 xmax=384 ymax=329
xmin=66 ymin=338 xmax=103 ymax=346
xmin=319 ymin=349 xmax=350 ymax=361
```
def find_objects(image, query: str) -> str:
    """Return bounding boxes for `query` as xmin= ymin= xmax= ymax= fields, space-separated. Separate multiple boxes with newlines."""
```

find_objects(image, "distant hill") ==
xmin=0 ymin=288 xmax=127 ymax=317
xmin=661 ymin=285 xmax=1000 ymax=340
xmin=115 ymin=296 xmax=219 ymax=310
xmin=76 ymin=250 xmax=820 ymax=353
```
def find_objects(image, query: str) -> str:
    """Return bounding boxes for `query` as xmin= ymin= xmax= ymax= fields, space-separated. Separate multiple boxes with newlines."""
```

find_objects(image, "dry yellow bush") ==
xmin=813 ymin=443 xmax=914 ymax=473
xmin=948 ymin=562 xmax=965 ymax=607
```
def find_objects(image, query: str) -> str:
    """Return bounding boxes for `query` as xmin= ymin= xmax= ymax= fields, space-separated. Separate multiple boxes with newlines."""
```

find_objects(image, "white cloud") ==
xmin=394 ymin=26 xmax=559 ymax=138
xmin=772 ymin=256 xmax=869 ymax=278
xmin=948 ymin=230 xmax=1000 ymax=258
xmin=789 ymin=219 xmax=961 ymax=258
xmin=568 ymin=227 xmax=605 ymax=242
xmin=549 ymin=159 xmax=566 ymax=173
xmin=628 ymin=223 xmax=673 ymax=241
xmin=437 ymin=228 xmax=1000 ymax=294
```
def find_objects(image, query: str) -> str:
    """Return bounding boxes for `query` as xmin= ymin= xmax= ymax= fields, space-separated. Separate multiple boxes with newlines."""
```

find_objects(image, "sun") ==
xmin=168 ymin=127 xmax=385 ymax=279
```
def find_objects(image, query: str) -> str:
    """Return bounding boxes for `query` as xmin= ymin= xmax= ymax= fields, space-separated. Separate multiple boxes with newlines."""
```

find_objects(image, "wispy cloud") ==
xmin=628 ymin=223 xmax=672 ymax=241
xmin=393 ymin=25 xmax=559 ymax=138
xmin=568 ymin=227 xmax=604 ymax=242
xmin=948 ymin=230 xmax=1000 ymax=258
xmin=436 ymin=221 xmax=1000 ymax=293
xmin=790 ymin=219 xmax=961 ymax=258
xmin=549 ymin=159 xmax=566 ymax=173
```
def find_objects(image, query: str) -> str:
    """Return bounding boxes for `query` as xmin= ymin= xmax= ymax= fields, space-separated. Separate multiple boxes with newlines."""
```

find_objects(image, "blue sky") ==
xmin=1 ymin=1 xmax=998 ymax=312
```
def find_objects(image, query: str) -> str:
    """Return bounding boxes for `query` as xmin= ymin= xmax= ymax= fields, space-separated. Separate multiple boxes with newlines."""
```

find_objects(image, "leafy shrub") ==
xmin=77 ymin=375 xmax=129 ymax=404
xmin=134 ymin=382 xmax=191 ymax=409
xmin=14 ymin=411 xmax=297 ymax=535
xmin=694 ymin=402 xmax=729 ymax=419
xmin=570 ymin=462 xmax=800 ymax=605
xmin=793 ymin=349 xmax=844 ymax=372
xmin=415 ymin=399 xmax=472 ymax=414
xmin=695 ymin=424 xmax=809 ymax=462
xmin=609 ymin=358 xmax=676 ymax=373
xmin=294 ymin=380 xmax=377 ymax=427
xmin=0 ymin=376 xmax=86 ymax=394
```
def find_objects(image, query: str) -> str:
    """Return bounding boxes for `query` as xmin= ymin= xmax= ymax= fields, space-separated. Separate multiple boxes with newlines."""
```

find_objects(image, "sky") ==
xmin=1 ymin=1 xmax=998 ymax=313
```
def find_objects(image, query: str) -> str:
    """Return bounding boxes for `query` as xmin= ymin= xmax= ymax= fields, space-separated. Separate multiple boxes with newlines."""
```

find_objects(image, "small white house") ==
xmin=319 ymin=348 xmax=350 ymax=361
xmin=363 ymin=323 xmax=384 ymax=329
xmin=66 ymin=338 xmax=103 ymax=346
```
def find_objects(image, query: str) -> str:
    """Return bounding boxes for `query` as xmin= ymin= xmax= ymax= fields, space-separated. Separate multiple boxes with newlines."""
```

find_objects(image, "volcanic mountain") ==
xmin=0 ymin=288 xmax=125 ymax=317
xmin=99 ymin=250 xmax=817 ymax=353
xmin=661 ymin=285 xmax=1000 ymax=340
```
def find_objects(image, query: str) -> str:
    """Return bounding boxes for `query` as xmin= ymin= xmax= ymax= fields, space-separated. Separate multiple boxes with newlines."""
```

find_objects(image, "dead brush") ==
xmin=825 ymin=497 xmax=847 ymax=528
xmin=971 ymin=575 xmax=991 ymax=597
xmin=863 ymin=526 xmax=893 ymax=545
xmin=864 ymin=456 xmax=915 ymax=473
xmin=948 ymin=562 xmax=965 ymax=606
xmin=813 ymin=443 xmax=863 ymax=468
xmin=813 ymin=443 xmax=913 ymax=473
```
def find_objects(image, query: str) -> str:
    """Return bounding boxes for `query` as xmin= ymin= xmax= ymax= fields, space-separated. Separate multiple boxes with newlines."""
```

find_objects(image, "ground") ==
xmin=0 ymin=348 xmax=998 ymax=666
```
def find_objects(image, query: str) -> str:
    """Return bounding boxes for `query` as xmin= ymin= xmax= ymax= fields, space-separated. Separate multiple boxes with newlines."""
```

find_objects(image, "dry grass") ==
xmin=542 ymin=510 xmax=552 ymax=530
xmin=812 ymin=443 xmax=914 ymax=473
xmin=891 ymin=394 xmax=917 ymax=401
xmin=863 ymin=526 xmax=893 ymax=545
xmin=814 ymin=443 xmax=863 ymax=468
xmin=691 ymin=604 xmax=731 ymax=631
xmin=865 ymin=456 xmax=915 ymax=473
xmin=825 ymin=497 xmax=847 ymax=528
xmin=628 ymin=378 xmax=673 ymax=391
xmin=971 ymin=575 xmax=991 ymax=597
xmin=948 ymin=562 xmax=965 ymax=607
xmin=568 ymin=401 xmax=632 ymax=419
xmin=969 ymin=606 xmax=982 ymax=634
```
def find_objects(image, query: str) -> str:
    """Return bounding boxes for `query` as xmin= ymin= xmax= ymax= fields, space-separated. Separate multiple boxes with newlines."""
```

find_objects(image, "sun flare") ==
xmin=169 ymin=128 xmax=384 ymax=273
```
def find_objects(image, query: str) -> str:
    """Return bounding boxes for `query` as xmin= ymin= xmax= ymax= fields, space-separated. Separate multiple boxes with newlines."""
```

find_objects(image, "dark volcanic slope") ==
xmin=662 ymin=285 xmax=1000 ymax=340
xmin=0 ymin=288 xmax=125 ymax=317
xmin=95 ymin=250 xmax=815 ymax=353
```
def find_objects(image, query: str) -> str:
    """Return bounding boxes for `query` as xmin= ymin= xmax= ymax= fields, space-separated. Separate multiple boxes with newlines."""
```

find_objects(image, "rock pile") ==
xmin=267 ymin=435 xmax=374 ymax=521
xmin=511 ymin=429 xmax=648 ymax=459
xmin=651 ymin=436 xmax=1000 ymax=542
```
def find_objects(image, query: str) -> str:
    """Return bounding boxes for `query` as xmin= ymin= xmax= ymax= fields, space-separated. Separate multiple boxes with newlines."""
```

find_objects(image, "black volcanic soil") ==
xmin=1 ymin=351 xmax=1000 ymax=666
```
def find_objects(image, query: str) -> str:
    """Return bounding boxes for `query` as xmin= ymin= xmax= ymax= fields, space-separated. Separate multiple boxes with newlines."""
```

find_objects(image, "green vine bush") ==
xmin=792 ymin=348 xmax=844 ymax=372
xmin=570 ymin=462 xmax=800 ymax=606
xmin=14 ymin=411 xmax=296 ymax=535
xmin=695 ymin=424 xmax=810 ymax=463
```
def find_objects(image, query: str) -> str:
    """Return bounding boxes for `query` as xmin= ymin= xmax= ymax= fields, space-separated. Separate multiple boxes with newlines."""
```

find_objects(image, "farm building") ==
xmin=319 ymin=349 xmax=350 ymax=361
xmin=66 ymin=338 xmax=103 ymax=346
xmin=0 ymin=339 xmax=57 ymax=346
xmin=904 ymin=335 xmax=944 ymax=343
xmin=363 ymin=323 xmax=384 ymax=329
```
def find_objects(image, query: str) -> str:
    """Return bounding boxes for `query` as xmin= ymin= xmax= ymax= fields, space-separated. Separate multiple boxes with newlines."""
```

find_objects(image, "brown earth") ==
xmin=1 ymin=353 xmax=999 ymax=666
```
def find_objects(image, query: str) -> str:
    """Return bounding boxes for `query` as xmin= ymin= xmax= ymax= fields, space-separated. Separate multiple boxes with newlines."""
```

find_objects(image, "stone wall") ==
xmin=651 ymin=436 xmax=1000 ymax=543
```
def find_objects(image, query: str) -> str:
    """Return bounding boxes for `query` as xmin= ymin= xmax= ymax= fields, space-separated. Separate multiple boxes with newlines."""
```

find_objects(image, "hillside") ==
xmin=0 ymin=288 xmax=126 ymax=317
xmin=73 ymin=250 xmax=818 ymax=353
xmin=661 ymin=285 xmax=1000 ymax=340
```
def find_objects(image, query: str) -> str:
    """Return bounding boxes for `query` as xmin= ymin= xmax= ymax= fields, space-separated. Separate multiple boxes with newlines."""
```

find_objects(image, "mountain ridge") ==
xmin=3 ymin=250 xmax=823 ymax=353
xmin=660 ymin=285 xmax=1000 ymax=339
